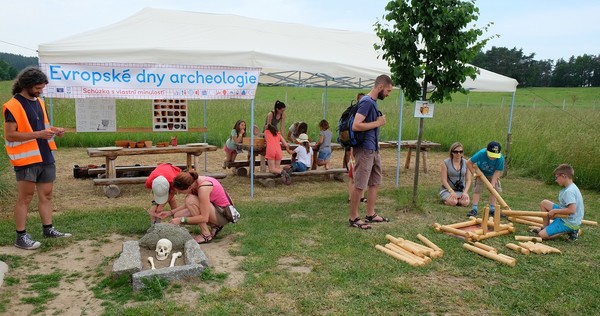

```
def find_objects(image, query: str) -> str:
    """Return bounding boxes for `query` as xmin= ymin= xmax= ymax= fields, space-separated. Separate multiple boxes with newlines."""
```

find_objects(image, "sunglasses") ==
xmin=452 ymin=150 xmax=463 ymax=154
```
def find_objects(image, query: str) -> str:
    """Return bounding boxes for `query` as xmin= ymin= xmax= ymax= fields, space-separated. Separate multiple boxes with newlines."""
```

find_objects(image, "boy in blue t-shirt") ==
xmin=465 ymin=141 xmax=504 ymax=217
xmin=534 ymin=164 xmax=584 ymax=241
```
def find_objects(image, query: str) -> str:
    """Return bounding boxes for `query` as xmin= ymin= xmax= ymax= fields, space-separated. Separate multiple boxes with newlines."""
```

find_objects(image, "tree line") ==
xmin=470 ymin=46 xmax=600 ymax=87
xmin=0 ymin=53 xmax=38 ymax=80
xmin=1 ymin=49 xmax=600 ymax=87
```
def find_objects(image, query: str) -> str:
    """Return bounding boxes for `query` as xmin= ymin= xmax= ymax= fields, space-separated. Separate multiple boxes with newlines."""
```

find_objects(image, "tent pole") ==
xmin=250 ymin=99 xmax=255 ymax=198
xmin=47 ymin=97 xmax=54 ymax=125
xmin=323 ymin=80 xmax=328 ymax=119
xmin=395 ymin=90 xmax=404 ymax=188
xmin=503 ymin=91 xmax=516 ymax=177
xmin=203 ymin=100 xmax=208 ymax=173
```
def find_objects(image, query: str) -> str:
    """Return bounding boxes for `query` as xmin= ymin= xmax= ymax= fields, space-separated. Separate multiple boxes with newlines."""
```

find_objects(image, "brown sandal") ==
xmin=195 ymin=233 xmax=213 ymax=244
xmin=349 ymin=217 xmax=371 ymax=230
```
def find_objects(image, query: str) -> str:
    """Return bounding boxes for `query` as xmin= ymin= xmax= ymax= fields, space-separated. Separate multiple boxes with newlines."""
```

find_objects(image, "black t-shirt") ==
xmin=4 ymin=94 xmax=55 ymax=169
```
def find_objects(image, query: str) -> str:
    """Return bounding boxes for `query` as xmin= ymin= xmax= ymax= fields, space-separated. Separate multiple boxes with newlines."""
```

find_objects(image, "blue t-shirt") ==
xmin=470 ymin=148 xmax=504 ymax=177
xmin=355 ymin=96 xmax=379 ymax=151
xmin=559 ymin=183 xmax=584 ymax=228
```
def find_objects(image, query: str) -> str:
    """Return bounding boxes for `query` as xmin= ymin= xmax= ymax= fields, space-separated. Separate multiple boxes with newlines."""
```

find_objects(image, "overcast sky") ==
xmin=1 ymin=0 xmax=598 ymax=61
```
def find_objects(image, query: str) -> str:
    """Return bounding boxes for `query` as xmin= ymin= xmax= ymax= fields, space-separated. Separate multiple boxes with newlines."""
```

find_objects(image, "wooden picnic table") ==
xmin=378 ymin=140 xmax=441 ymax=173
xmin=86 ymin=144 xmax=218 ymax=197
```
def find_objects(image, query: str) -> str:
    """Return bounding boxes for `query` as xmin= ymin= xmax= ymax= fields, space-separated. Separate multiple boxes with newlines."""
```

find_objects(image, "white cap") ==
xmin=152 ymin=176 xmax=170 ymax=204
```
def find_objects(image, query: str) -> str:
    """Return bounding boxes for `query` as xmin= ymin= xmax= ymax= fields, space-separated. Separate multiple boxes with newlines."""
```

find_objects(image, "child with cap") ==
xmin=287 ymin=133 xmax=313 ymax=175
xmin=465 ymin=141 xmax=504 ymax=217
xmin=145 ymin=163 xmax=180 ymax=224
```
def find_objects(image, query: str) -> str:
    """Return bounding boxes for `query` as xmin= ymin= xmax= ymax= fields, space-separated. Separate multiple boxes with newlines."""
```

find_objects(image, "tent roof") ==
xmin=38 ymin=7 xmax=517 ymax=91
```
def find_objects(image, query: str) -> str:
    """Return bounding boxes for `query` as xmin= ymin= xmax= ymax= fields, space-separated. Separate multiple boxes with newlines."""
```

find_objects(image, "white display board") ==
xmin=414 ymin=100 xmax=434 ymax=118
xmin=75 ymin=98 xmax=117 ymax=132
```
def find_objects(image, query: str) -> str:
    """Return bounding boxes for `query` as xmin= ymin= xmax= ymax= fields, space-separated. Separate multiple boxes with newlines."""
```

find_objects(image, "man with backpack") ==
xmin=347 ymin=74 xmax=393 ymax=229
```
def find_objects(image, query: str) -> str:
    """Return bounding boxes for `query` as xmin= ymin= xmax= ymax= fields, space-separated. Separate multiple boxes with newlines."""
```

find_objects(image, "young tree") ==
xmin=375 ymin=0 xmax=492 ymax=204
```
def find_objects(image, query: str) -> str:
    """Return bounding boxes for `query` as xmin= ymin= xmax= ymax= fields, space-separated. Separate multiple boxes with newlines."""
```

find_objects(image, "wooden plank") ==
xmin=65 ymin=127 xmax=208 ymax=133
xmin=224 ymin=159 xmax=292 ymax=169
xmin=87 ymin=163 xmax=188 ymax=176
xmin=93 ymin=172 xmax=227 ymax=185
xmin=253 ymin=168 xmax=347 ymax=179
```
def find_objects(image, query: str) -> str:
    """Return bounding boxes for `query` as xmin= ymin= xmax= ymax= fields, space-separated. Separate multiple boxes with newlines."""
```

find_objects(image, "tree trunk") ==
xmin=411 ymin=80 xmax=429 ymax=205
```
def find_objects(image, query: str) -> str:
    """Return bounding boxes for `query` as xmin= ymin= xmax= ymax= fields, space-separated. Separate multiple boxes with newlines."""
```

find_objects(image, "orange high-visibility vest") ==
xmin=2 ymin=97 xmax=57 ymax=167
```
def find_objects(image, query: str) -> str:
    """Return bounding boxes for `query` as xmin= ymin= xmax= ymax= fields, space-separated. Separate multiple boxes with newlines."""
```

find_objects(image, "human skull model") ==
xmin=155 ymin=238 xmax=172 ymax=261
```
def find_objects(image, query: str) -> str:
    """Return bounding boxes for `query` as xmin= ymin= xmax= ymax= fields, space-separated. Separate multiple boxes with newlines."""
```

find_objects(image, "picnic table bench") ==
xmin=253 ymin=168 xmax=347 ymax=187
xmin=234 ymin=142 xmax=343 ymax=175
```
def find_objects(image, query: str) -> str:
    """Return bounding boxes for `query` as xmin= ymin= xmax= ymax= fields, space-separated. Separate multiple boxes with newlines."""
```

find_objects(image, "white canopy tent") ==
xmin=38 ymin=7 xmax=518 ymax=195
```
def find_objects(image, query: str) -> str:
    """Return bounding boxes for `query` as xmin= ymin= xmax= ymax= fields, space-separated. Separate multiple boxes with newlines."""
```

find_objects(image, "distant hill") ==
xmin=0 ymin=52 xmax=39 ymax=80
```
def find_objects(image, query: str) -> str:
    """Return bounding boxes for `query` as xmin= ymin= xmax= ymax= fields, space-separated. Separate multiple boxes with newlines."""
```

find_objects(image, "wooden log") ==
xmin=446 ymin=219 xmax=478 ymax=229
xmin=474 ymin=218 xmax=513 ymax=230
xmin=497 ymin=253 xmax=518 ymax=265
xmin=519 ymin=216 xmax=544 ymax=223
xmin=503 ymin=210 xmax=552 ymax=217
xmin=582 ymin=219 xmax=598 ymax=226
xmin=518 ymin=215 xmax=597 ymax=227
xmin=386 ymin=243 xmax=431 ymax=265
xmin=472 ymin=242 xmax=497 ymax=253
xmin=416 ymin=234 xmax=444 ymax=258
xmin=385 ymin=235 xmax=427 ymax=257
xmin=508 ymin=217 xmax=543 ymax=227
xmin=404 ymin=239 xmax=436 ymax=255
xmin=473 ymin=228 xmax=512 ymax=241
xmin=375 ymin=245 xmax=421 ymax=267
xmin=535 ymin=243 xmax=562 ymax=254
xmin=515 ymin=236 xmax=543 ymax=242
xmin=518 ymin=242 xmax=547 ymax=254
xmin=433 ymin=223 xmax=476 ymax=241
xmin=493 ymin=204 xmax=502 ymax=231
xmin=462 ymin=243 xmax=516 ymax=267
xmin=481 ymin=206 xmax=490 ymax=234
xmin=505 ymin=243 xmax=530 ymax=255
xmin=472 ymin=165 xmax=510 ymax=209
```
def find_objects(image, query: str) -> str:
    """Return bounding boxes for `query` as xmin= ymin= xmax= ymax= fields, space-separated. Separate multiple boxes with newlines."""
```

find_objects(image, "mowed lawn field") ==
xmin=0 ymin=81 xmax=599 ymax=315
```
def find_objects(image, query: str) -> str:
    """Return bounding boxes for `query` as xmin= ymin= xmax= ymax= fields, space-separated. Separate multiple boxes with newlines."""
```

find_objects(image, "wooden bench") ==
xmin=224 ymin=158 xmax=293 ymax=176
xmin=87 ymin=163 xmax=188 ymax=176
xmin=253 ymin=168 xmax=347 ymax=187
xmin=92 ymin=172 xmax=227 ymax=198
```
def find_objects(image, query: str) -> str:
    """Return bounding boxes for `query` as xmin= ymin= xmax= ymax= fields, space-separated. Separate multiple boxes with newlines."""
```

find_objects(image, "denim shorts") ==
xmin=318 ymin=149 xmax=331 ymax=161
xmin=290 ymin=162 xmax=308 ymax=172
xmin=15 ymin=164 xmax=56 ymax=183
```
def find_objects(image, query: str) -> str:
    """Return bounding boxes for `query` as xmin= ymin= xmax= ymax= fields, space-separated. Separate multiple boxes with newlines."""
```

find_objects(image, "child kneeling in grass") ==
xmin=534 ymin=164 xmax=585 ymax=241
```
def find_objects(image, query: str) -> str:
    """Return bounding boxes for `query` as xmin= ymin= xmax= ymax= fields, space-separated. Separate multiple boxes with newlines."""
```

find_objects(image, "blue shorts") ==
xmin=545 ymin=218 xmax=576 ymax=237
xmin=318 ymin=149 xmax=331 ymax=161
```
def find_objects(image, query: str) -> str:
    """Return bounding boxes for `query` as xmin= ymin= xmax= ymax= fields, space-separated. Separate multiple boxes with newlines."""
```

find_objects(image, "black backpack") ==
xmin=337 ymin=99 xmax=368 ymax=147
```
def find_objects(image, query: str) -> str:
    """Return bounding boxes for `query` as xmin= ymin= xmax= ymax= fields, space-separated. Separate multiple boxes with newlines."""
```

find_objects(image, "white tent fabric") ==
xmin=38 ymin=7 xmax=517 ymax=92
xmin=37 ymin=7 xmax=518 ymax=196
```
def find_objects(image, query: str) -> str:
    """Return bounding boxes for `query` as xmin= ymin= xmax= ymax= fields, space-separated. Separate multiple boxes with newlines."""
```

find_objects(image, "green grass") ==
xmin=0 ymin=175 xmax=598 ymax=314
xmin=1 ymin=82 xmax=599 ymax=190
xmin=0 ymin=81 xmax=599 ymax=314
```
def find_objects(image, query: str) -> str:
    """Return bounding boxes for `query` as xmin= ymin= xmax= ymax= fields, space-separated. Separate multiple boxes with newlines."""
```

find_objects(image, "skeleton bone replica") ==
xmin=148 ymin=257 xmax=156 ymax=270
xmin=170 ymin=252 xmax=182 ymax=267
xmin=155 ymin=238 xmax=173 ymax=261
